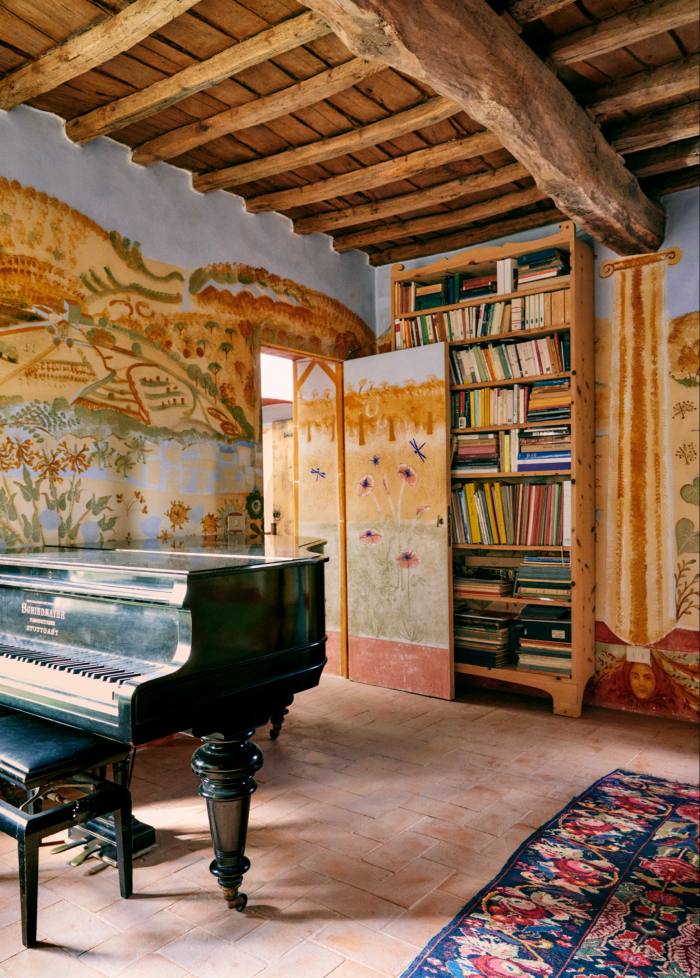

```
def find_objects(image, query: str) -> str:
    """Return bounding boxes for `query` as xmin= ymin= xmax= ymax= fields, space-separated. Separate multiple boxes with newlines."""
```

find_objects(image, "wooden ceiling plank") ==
xmin=131 ymin=57 xmax=382 ymax=164
xmin=333 ymin=184 xmax=546 ymax=250
xmin=628 ymin=136 xmax=700 ymax=177
xmin=549 ymin=0 xmax=698 ymax=67
xmin=293 ymin=161 xmax=530 ymax=234
xmin=244 ymin=129 xmax=502 ymax=210
xmin=611 ymin=100 xmax=700 ymax=153
xmin=590 ymin=54 xmax=700 ymax=118
xmin=0 ymin=0 xmax=203 ymax=111
xmin=63 ymin=10 xmax=330 ymax=143
xmin=301 ymin=0 xmax=663 ymax=255
xmin=508 ymin=0 xmax=577 ymax=26
xmin=369 ymin=207 xmax=566 ymax=265
xmin=642 ymin=164 xmax=699 ymax=195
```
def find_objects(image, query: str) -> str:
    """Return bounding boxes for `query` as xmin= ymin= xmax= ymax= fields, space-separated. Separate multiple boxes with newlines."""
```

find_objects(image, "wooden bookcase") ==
xmin=389 ymin=222 xmax=594 ymax=717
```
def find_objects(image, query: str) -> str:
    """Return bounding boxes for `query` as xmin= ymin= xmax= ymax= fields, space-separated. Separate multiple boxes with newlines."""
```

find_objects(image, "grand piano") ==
xmin=0 ymin=538 xmax=327 ymax=909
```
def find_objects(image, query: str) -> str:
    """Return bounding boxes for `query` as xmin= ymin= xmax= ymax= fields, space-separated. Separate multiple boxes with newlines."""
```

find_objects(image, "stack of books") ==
xmin=414 ymin=282 xmax=445 ymax=310
xmin=459 ymin=275 xmax=498 ymax=300
xmin=451 ymin=480 xmax=571 ymax=546
xmin=517 ymin=426 xmax=571 ymax=472
xmin=517 ymin=249 xmax=569 ymax=287
xmin=452 ymin=433 xmax=499 ymax=474
xmin=514 ymin=556 xmax=572 ymax=601
xmin=453 ymin=573 xmax=514 ymax=600
xmin=526 ymin=379 xmax=571 ymax=422
xmin=516 ymin=605 xmax=572 ymax=676
xmin=450 ymin=335 xmax=569 ymax=384
xmin=454 ymin=605 xmax=519 ymax=667
xmin=496 ymin=258 xmax=517 ymax=295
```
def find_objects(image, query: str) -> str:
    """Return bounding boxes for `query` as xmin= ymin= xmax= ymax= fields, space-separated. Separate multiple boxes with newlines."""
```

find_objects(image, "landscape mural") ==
xmin=591 ymin=246 xmax=699 ymax=721
xmin=344 ymin=345 xmax=452 ymax=698
xmin=0 ymin=177 xmax=373 ymax=547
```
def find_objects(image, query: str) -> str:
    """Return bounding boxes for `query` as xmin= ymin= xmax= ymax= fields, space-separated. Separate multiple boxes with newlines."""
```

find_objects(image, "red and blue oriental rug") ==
xmin=401 ymin=769 xmax=699 ymax=978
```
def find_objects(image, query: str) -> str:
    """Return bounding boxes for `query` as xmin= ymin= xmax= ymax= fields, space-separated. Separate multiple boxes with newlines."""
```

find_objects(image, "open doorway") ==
xmin=261 ymin=347 xmax=347 ymax=676
xmin=261 ymin=351 xmax=295 ymax=537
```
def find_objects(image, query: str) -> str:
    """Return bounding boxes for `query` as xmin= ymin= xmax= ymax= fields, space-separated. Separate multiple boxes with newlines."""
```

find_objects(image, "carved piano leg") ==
xmin=191 ymin=728 xmax=263 ymax=910
xmin=269 ymin=695 xmax=293 ymax=740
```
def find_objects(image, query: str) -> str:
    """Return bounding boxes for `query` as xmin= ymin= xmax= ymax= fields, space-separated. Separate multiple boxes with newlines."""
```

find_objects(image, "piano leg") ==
xmin=191 ymin=728 xmax=263 ymax=911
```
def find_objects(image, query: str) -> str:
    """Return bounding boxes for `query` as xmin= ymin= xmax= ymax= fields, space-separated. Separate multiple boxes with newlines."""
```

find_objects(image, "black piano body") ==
xmin=0 ymin=538 xmax=327 ymax=908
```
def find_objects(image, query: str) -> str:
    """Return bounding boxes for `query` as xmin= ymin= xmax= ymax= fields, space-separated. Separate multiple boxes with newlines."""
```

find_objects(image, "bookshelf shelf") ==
xmin=454 ymin=595 xmax=572 ymax=608
xmin=451 ymin=470 xmax=571 ymax=479
xmin=452 ymin=543 xmax=571 ymax=552
xmin=396 ymin=275 xmax=571 ymax=319
xmin=448 ymin=324 xmax=570 ymax=347
xmin=451 ymin=372 xmax=570 ymax=392
xmin=451 ymin=420 xmax=571 ymax=434
xmin=390 ymin=220 xmax=594 ymax=717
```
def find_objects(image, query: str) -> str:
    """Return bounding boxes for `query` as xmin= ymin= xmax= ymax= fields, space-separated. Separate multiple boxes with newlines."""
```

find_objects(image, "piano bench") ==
xmin=0 ymin=713 xmax=133 ymax=948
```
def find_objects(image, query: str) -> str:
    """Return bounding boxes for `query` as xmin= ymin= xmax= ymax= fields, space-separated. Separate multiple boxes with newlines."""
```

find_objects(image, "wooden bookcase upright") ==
xmin=390 ymin=221 xmax=594 ymax=717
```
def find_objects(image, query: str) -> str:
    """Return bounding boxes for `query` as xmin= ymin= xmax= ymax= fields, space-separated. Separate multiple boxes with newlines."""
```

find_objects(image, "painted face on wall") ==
xmin=629 ymin=662 xmax=657 ymax=701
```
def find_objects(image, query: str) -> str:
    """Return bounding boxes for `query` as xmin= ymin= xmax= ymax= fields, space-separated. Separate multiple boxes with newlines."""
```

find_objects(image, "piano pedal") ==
xmin=69 ymin=840 xmax=103 ymax=866
xmin=50 ymin=839 xmax=85 ymax=855
xmin=69 ymin=815 xmax=157 ymax=865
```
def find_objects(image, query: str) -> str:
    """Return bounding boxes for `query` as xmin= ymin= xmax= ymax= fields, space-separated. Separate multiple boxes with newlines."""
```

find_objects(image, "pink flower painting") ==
xmin=359 ymin=529 xmax=382 ymax=544
xmin=396 ymin=550 xmax=420 ymax=569
xmin=357 ymin=474 xmax=374 ymax=496
xmin=397 ymin=463 xmax=417 ymax=485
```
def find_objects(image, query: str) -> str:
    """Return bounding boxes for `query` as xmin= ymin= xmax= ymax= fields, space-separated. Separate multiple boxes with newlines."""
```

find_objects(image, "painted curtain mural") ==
xmin=344 ymin=344 xmax=452 ymax=699
xmin=294 ymin=359 xmax=345 ymax=674
xmin=0 ymin=178 xmax=373 ymax=547
xmin=592 ymin=247 xmax=699 ymax=721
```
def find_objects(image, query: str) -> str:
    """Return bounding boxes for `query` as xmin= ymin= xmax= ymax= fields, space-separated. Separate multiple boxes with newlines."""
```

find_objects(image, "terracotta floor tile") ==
xmin=365 ymin=857 xmax=455 ymax=909
xmin=117 ymin=953 xmax=189 ymax=978
xmin=362 ymin=832 xmax=434 ymax=873
xmin=235 ymin=898 xmax=340 ymax=961
xmin=159 ymin=927 xmax=265 ymax=977
xmin=254 ymin=940 xmax=344 ymax=978
xmin=300 ymin=850 xmax=391 ymax=893
xmin=411 ymin=816 xmax=492 ymax=853
xmin=0 ymin=945 xmax=106 ymax=978
xmin=382 ymin=888 xmax=465 ymax=946
xmin=78 ymin=909 xmax=190 ymax=976
xmin=34 ymin=899 xmax=121 ymax=956
xmin=325 ymin=960 xmax=391 ymax=978
xmin=306 ymin=879 xmax=403 ymax=932
xmin=313 ymin=920 xmax=418 ymax=976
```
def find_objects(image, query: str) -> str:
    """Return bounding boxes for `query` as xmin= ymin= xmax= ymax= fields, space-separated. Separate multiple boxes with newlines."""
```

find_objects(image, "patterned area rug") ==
xmin=401 ymin=770 xmax=699 ymax=978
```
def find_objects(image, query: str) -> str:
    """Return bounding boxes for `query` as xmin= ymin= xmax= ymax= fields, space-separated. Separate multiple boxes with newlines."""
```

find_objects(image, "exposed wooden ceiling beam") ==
xmin=294 ymin=161 xmax=529 ymax=234
xmin=301 ymin=0 xmax=663 ymax=255
xmin=369 ymin=208 xmax=565 ymax=265
xmin=333 ymin=185 xmax=546 ymax=251
xmin=64 ymin=10 xmax=330 ymax=144
xmin=245 ymin=130 xmax=502 ymax=212
xmin=508 ymin=0 xmax=576 ymax=25
xmin=549 ymin=0 xmax=697 ymax=67
xmin=132 ymin=57 xmax=379 ymax=165
xmin=590 ymin=55 xmax=700 ymax=120
xmin=611 ymin=101 xmax=699 ymax=154
xmin=0 ymin=0 xmax=202 ymax=111
xmin=193 ymin=95 xmax=458 ymax=192
xmin=642 ymin=166 xmax=699 ymax=197
xmin=628 ymin=138 xmax=700 ymax=178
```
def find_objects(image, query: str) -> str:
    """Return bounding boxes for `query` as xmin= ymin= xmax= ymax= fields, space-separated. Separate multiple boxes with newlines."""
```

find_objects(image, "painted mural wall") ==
xmin=373 ymin=194 xmax=700 ymax=721
xmin=0 ymin=105 xmax=374 ymax=549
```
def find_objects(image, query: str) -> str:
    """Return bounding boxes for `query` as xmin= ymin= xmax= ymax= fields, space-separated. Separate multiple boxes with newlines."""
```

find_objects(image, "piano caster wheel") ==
xmin=269 ymin=706 xmax=288 ymax=740
xmin=225 ymin=889 xmax=247 ymax=911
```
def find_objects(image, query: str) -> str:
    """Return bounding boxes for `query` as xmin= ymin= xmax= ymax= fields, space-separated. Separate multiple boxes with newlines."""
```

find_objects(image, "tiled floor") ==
xmin=0 ymin=675 xmax=698 ymax=977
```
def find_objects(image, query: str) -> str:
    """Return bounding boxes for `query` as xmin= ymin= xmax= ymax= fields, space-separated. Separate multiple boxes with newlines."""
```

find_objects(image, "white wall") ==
xmin=0 ymin=105 xmax=376 ymax=329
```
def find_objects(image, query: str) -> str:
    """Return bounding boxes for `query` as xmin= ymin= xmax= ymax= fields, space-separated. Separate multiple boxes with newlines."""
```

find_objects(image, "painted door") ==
xmin=343 ymin=344 xmax=453 ymax=698
xmin=294 ymin=358 xmax=346 ymax=676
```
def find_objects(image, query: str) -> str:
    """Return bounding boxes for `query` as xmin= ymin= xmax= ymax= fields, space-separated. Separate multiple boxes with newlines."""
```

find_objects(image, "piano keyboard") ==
xmin=0 ymin=644 xmax=147 ymax=711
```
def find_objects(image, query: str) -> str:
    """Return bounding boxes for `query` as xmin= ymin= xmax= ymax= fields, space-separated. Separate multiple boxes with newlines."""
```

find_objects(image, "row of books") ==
xmin=453 ymin=604 xmax=571 ymax=675
xmin=451 ymin=428 xmax=571 ymax=474
xmin=393 ymin=252 xmax=568 ymax=315
xmin=449 ymin=480 xmax=572 ymax=546
xmin=512 ymin=289 xmax=570 ymax=331
xmin=452 ymin=556 xmax=571 ymax=603
xmin=450 ymin=334 xmax=570 ymax=385
xmin=450 ymin=381 xmax=572 ymax=429
xmin=392 ymin=288 xmax=571 ymax=349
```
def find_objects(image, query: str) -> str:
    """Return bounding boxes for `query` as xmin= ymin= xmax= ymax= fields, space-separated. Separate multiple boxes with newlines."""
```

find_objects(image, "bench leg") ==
xmin=18 ymin=836 xmax=39 ymax=947
xmin=113 ymin=795 xmax=133 ymax=899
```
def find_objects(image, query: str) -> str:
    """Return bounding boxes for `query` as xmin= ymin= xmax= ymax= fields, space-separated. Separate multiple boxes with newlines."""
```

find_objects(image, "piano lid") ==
xmin=0 ymin=536 xmax=326 ymax=604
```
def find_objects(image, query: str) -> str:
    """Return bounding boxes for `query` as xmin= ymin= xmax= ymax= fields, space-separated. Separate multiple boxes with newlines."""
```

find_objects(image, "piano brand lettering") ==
xmin=21 ymin=600 xmax=65 ymax=638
